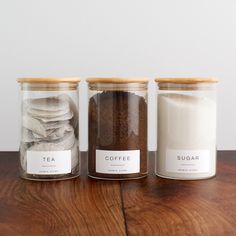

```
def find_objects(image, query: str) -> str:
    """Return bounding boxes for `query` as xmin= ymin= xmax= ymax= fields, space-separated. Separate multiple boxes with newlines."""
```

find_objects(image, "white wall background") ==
xmin=0 ymin=0 xmax=236 ymax=151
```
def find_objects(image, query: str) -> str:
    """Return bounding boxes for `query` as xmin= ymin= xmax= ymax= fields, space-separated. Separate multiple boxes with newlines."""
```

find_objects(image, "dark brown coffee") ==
xmin=88 ymin=90 xmax=148 ymax=180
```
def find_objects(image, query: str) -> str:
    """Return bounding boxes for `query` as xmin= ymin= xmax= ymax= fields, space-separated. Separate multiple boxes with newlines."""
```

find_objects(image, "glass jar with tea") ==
xmin=17 ymin=77 xmax=80 ymax=181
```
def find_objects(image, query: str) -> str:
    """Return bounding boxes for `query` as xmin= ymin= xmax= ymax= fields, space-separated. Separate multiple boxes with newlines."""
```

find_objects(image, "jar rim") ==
xmin=17 ymin=77 xmax=81 ymax=83
xmin=86 ymin=77 xmax=149 ymax=84
xmin=155 ymin=77 xmax=219 ymax=84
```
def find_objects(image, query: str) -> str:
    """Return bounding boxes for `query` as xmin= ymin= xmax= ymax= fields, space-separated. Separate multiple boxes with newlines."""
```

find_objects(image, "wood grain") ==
xmin=121 ymin=151 xmax=236 ymax=236
xmin=0 ymin=151 xmax=236 ymax=236
xmin=0 ymin=152 xmax=126 ymax=236
xmin=17 ymin=77 xmax=81 ymax=83
xmin=86 ymin=77 xmax=149 ymax=84
xmin=155 ymin=77 xmax=218 ymax=84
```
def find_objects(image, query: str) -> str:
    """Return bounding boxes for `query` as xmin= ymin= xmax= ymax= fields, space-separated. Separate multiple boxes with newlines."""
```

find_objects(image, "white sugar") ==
xmin=156 ymin=93 xmax=217 ymax=179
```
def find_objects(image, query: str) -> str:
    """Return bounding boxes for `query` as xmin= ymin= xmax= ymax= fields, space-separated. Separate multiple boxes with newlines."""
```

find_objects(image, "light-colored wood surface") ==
xmin=17 ymin=77 xmax=81 ymax=83
xmin=86 ymin=77 xmax=149 ymax=84
xmin=155 ymin=77 xmax=219 ymax=84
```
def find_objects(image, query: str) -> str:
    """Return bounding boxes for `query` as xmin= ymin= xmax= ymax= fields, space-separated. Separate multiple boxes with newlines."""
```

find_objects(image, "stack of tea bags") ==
xmin=20 ymin=94 xmax=79 ymax=172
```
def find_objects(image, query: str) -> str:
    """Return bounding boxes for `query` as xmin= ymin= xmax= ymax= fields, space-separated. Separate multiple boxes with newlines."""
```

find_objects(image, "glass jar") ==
xmin=17 ymin=77 xmax=80 ymax=181
xmin=155 ymin=78 xmax=218 ymax=180
xmin=87 ymin=78 xmax=148 ymax=180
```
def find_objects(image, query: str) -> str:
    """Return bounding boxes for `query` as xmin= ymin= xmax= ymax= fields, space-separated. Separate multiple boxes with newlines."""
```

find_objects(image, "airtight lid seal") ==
xmin=86 ymin=77 xmax=149 ymax=91
xmin=155 ymin=77 xmax=218 ymax=90
xmin=155 ymin=77 xmax=218 ymax=84
xmin=86 ymin=77 xmax=149 ymax=84
xmin=17 ymin=77 xmax=81 ymax=83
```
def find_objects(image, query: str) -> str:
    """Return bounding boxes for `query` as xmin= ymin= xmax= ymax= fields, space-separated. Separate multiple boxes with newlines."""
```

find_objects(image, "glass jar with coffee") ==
xmin=87 ymin=77 xmax=148 ymax=180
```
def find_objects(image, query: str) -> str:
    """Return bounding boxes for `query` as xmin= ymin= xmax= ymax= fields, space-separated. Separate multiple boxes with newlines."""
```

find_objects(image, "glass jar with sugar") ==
xmin=155 ymin=78 xmax=218 ymax=180
xmin=17 ymin=77 xmax=80 ymax=181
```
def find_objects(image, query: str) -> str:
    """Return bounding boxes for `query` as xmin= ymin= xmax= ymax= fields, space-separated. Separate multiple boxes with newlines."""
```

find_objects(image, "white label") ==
xmin=27 ymin=150 xmax=71 ymax=175
xmin=166 ymin=149 xmax=210 ymax=173
xmin=96 ymin=150 xmax=140 ymax=174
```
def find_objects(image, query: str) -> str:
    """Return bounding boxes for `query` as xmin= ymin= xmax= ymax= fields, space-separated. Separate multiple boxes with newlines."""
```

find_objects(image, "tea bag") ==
xmin=29 ymin=131 xmax=75 ymax=151
xmin=24 ymin=96 xmax=70 ymax=112
xmin=21 ymin=94 xmax=79 ymax=173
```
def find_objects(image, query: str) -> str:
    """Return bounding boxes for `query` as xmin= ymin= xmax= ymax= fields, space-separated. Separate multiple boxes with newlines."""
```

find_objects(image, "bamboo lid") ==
xmin=17 ymin=77 xmax=81 ymax=83
xmin=86 ymin=77 xmax=149 ymax=84
xmin=155 ymin=77 xmax=218 ymax=84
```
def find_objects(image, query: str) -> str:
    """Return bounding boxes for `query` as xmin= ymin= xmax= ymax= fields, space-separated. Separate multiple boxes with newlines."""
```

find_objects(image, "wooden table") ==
xmin=0 ymin=151 xmax=236 ymax=236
